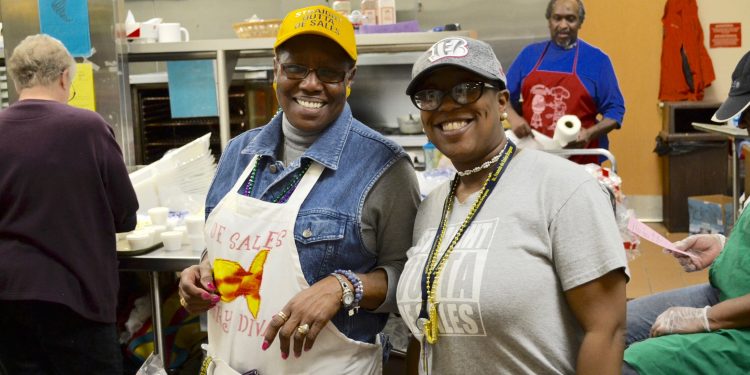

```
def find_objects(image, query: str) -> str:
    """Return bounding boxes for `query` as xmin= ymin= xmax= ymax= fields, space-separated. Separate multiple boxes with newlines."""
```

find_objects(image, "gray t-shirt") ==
xmin=282 ymin=115 xmax=420 ymax=311
xmin=396 ymin=149 xmax=629 ymax=374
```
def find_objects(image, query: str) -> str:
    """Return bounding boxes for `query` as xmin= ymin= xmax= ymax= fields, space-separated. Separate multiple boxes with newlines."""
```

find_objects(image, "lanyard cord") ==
xmin=417 ymin=140 xmax=517 ymax=342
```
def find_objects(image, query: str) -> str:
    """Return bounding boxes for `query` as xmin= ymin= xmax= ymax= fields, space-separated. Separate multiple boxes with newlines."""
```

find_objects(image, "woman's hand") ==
xmin=666 ymin=234 xmax=724 ymax=272
xmin=650 ymin=306 xmax=709 ymax=337
xmin=261 ymin=276 xmax=343 ymax=359
xmin=563 ymin=127 xmax=591 ymax=149
xmin=177 ymin=257 xmax=219 ymax=314
xmin=511 ymin=121 xmax=534 ymax=138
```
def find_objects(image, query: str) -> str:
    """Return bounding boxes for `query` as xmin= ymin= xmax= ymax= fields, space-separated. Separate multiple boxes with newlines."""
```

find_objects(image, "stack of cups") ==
xmin=148 ymin=207 xmax=169 ymax=226
xmin=185 ymin=214 xmax=205 ymax=252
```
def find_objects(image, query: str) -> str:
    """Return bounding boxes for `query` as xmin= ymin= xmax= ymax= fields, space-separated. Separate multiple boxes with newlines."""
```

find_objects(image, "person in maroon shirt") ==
xmin=0 ymin=34 xmax=138 ymax=374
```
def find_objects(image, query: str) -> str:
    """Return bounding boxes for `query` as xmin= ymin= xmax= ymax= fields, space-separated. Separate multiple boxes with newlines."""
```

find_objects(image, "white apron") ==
xmin=202 ymin=156 xmax=382 ymax=375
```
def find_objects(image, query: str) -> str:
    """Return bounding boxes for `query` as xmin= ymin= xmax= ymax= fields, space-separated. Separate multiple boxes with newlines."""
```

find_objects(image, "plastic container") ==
xmin=423 ymin=141 xmax=441 ymax=171
xmin=332 ymin=0 xmax=352 ymax=16
xmin=361 ymin=0 xmax=378 ymax=25
xmin=377 ymin=0 xmax=396 ymax=25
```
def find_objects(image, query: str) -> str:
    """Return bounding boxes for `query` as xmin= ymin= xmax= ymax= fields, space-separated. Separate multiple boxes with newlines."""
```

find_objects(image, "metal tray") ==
xmin=116 ymin=240 xmax=163 ymax=257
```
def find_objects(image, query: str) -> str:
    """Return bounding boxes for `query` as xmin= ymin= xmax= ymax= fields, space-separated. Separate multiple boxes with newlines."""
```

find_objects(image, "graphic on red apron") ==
xmin=528 ymin=84 xmax=572 ymax=131
xmin=521 ymin=42 xmax=600 ymax=164
xmin=213 ymin=250 xmax=270 ymax=318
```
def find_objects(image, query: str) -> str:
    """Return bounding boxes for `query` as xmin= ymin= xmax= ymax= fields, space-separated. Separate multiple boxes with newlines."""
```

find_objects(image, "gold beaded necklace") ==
xmin=418 ymin=140 xmax=517 ymax=344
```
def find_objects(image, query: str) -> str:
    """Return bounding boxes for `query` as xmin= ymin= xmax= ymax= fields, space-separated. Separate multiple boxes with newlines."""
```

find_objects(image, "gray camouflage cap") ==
xmin=406 ymin=36 xmax=507 ymax=95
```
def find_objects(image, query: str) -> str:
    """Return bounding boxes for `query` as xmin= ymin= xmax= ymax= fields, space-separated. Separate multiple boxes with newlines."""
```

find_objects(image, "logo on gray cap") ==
xmin=428 ymin=38 xmax=469 ymax=62
xmin=406 ymin=36 xmax=507 ymax=95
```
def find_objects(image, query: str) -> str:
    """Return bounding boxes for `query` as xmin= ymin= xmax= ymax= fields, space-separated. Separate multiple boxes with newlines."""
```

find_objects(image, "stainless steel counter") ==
xmin=119 ymin=246 xmax=201 ymax=272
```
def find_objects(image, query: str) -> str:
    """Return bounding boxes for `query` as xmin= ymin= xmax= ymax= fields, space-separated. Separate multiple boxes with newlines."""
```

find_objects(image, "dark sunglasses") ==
xmin=280 ymin=63 xmax=348 ymax=84
xmin=411 ymin=81 xmax=498 ymax=111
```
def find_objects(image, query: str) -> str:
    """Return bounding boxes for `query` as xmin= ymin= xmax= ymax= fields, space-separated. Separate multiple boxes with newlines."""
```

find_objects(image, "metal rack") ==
xmin=125 ymin=31 xmax=472 ymax=151
xmin=545 ymin=148 xmax=618 ymax=173
xmin=131 ymin=83 xmax=270 ymax=164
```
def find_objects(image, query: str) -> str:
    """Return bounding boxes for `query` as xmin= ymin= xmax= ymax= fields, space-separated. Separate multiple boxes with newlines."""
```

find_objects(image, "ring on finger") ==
xmin=179 ymin=296 xmax=188 ymax=308
xmin=297 ymin=323 xmax=310 ymax=336
xmin=276 ymin=311 xmax=288 ymax=323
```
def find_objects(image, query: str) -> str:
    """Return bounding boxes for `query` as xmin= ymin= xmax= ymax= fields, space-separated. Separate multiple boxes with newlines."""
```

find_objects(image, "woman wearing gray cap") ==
xmin=623 ymin=50 xmax=750 ymax=375
xmin=395 ymin=36 xmax=629 ymax=374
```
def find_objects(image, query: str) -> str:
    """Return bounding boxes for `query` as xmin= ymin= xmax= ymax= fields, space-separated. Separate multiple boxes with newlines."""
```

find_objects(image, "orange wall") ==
xmin=579 ymin=0 xmax=666 ymax=196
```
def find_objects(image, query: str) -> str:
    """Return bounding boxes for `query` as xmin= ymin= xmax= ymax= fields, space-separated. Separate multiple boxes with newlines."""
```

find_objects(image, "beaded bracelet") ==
xmin=334 ymin=269 xmax=363 ymax=314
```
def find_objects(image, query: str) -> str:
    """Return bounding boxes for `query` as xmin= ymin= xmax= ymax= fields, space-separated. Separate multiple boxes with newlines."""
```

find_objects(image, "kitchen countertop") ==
xmin=118 ymin=245 xmax=200 ymax=272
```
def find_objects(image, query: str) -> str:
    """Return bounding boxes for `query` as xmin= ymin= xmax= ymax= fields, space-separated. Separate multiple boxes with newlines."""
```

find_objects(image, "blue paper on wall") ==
xmin=167 ymin=60 xmax=219 ymax=118
xmin=38 ymin=0 xmax=92 ymax=57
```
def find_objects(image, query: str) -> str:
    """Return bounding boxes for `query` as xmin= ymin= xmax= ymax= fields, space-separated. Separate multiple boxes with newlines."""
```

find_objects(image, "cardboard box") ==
xmin=688 ymin=195 xmax=734 ymax=235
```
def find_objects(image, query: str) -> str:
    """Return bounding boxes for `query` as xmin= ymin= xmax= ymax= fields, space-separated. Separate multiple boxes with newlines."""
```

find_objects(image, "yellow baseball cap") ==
xmin=274 ymin=5 xmax=357 ymax=61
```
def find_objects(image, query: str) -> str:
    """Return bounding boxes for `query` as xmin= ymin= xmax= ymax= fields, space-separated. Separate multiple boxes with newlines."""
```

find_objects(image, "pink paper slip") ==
xmin=627 ymin=216 xmax=698 ymax=259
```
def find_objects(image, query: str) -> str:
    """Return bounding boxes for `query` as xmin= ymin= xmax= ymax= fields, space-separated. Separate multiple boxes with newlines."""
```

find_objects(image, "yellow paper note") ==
xmin=68 ymin=62 xmax=96 ymax=111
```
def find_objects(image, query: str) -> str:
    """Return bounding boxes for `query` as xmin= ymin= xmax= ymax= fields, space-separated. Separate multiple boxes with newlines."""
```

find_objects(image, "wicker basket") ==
xmin=232 ymin=19 xmax=282 ymax=39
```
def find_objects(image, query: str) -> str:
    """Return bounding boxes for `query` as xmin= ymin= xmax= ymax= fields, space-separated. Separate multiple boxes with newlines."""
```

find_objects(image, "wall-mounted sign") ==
xmin=69 ymin=63 xmax=96 ymax=112
xmin=38 ymin=0 xmax=93 ymax=57
xmin=710 ymin=23 xmax=741 ymax=48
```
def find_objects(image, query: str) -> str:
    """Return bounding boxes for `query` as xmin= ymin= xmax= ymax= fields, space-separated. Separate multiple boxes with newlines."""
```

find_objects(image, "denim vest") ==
xmin=205 ymin=104 xmax=408 ymax=343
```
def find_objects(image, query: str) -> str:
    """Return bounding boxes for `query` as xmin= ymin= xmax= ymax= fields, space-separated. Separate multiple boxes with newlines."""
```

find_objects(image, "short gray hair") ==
xmin=545 ymin=0 xmax=586 ymax=25
xmin=8 ymin=34 xmax=76 ymax=91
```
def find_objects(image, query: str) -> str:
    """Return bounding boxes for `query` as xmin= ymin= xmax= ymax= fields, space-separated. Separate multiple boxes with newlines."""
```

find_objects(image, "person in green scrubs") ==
xmin=623 ymin=51 xmax=750 ymax=375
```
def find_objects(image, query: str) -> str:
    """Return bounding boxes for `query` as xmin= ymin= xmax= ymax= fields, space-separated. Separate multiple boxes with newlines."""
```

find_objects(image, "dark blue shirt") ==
xmin=0 ymin=100 xmax=138 ymax=323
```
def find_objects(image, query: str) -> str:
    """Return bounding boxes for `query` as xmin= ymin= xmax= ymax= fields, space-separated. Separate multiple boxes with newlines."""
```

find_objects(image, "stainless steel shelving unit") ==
xmin=126 ymin=31 xmax=471 ymax=150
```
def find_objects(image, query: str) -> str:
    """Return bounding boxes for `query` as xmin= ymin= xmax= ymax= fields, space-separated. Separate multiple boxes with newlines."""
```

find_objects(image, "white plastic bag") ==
xmin=583 ymin=164 xmax=640 ymax=260
xmin=136 ymin=352 xmax=168 ymax=375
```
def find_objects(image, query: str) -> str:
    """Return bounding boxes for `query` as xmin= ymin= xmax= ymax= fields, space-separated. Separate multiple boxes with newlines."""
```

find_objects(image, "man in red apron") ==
xmin=505 ymin=0 xmax=625 ymax=165
xmin=176 ymin=5 xmax=420 ymax=374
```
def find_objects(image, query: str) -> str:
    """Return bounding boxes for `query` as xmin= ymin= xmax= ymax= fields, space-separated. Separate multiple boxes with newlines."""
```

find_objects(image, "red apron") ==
xmin=521 ymin=42 xmax=600 ymax=165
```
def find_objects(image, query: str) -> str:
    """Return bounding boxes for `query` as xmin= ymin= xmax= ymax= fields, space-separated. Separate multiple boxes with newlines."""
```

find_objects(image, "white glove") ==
xmin=650 ymin=306 xmax=711 ymax=337
xmin=665 ymin=234 xmax=725 ymax=272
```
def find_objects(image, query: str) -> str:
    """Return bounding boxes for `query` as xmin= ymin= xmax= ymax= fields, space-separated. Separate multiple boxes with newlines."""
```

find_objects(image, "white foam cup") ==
xmin=149 ymin=225 xmax=168 ymax=239
xmin=188 ymin=234 xmax=205 ymax=252
xmin=161 ymin=231 xmax=183 ymax=251
xmin=133 ymin=229 xmax=155 ymax=245
xmin=173 ymin=225 xmax=190 ymax=244
xmin=185 ymin=215 xmax=204 ymax=235
xmin=148 ymin=206 xmax=169 ymax=226
xmin=127 ymin=232 xmax=152 ymax=249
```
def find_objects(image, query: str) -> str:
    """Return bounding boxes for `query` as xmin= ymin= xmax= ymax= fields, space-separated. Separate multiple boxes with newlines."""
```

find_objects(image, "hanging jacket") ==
xmin=659 ymin=0 xmax=715 ymax=101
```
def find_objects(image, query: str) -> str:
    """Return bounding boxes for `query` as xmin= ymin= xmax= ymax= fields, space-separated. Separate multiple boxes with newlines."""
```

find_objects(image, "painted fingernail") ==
xmin=201 ymin=292 xmax=211 ymax=300
xmin=207 ymin=283 xmax=216 ymax=290
xmin=281 ymin=352 xmax=288 ymax=360
xmin=304 ymin=347 xmax=310 ymax=352
xmin=261 ymin=340 xmax=270 ymax=351
xmin=211 ymin=295 xmax=220 ymax=303
xmin=295 ymin=352 xmax=300 ymax=358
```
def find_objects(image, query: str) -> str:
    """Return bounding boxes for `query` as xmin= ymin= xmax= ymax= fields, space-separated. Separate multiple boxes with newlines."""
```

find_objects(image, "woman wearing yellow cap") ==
xmin=177 ymin=5 xmax=419 ymax=374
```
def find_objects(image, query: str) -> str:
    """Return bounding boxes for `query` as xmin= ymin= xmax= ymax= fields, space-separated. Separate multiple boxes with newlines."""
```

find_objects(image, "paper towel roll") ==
xmin=553 ymin=115 xmax=581 ymax=147
xmin=505 ymin=129 xmax=560 ymax=150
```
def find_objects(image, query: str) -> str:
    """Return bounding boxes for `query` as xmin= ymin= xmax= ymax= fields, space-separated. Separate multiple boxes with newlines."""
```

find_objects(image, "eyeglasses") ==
xmin=67 ymin=85 xmax=77 ymax=103
xmin=411 ymin=82 xmax=498 ymax=111
xmin=280 ymin=63 xmax=348 ymax=84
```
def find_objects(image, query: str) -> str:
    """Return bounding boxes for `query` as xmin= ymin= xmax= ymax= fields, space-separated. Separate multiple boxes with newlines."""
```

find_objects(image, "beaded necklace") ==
xmin=417 ymin=140 xmax=517 ymax=344
xmin=243 ymin=158 xmax=312 ymax=203
xmin=457 ymin=151 xmax=503 ymax=177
